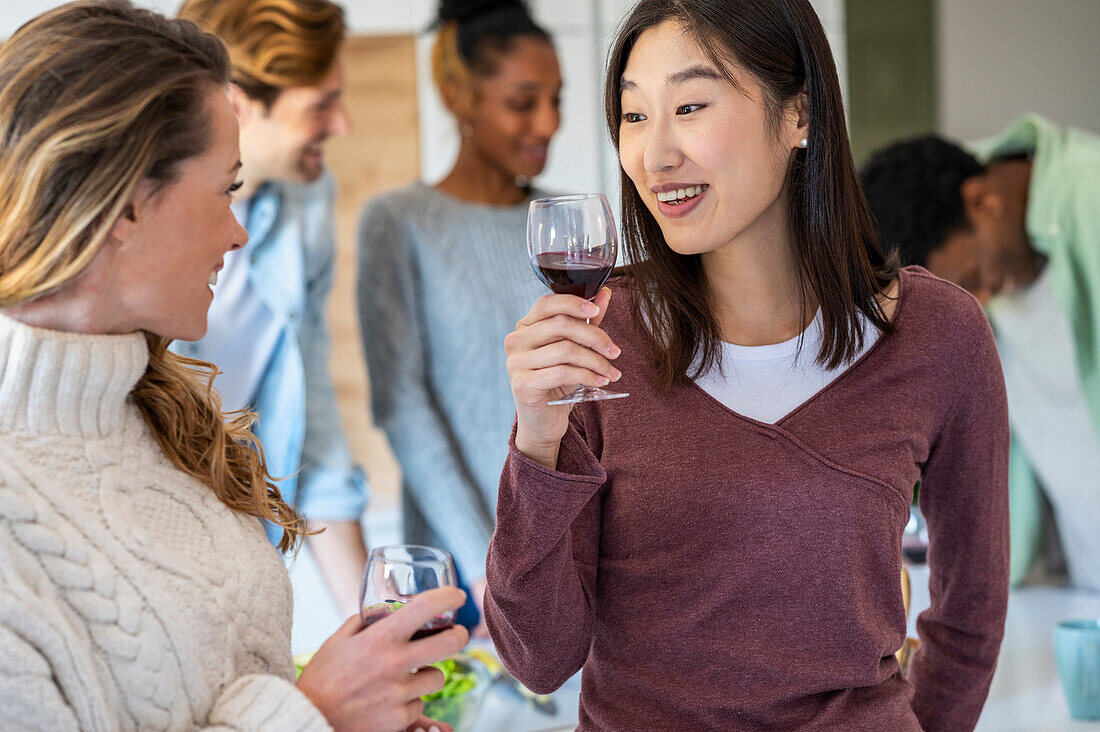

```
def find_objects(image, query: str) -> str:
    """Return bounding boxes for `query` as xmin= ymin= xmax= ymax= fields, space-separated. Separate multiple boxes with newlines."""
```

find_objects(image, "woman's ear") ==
xmin=797 ymin=89 xmax=810 ymax=129
xmin=441 ymin=79 xmax=476 ymax=134
xmin=226 ymin=83 xmax=258 ymax=127
xmin=788 ymin=87 xmax=810 ymax=150
xmin=108 ymin=180 xmax=155 ymax=245
xmin=108 ymin=202 xmax=139 ymax=244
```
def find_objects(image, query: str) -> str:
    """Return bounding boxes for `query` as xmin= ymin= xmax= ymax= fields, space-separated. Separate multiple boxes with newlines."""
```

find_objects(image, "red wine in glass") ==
xmin=527 ymin=193 xmax=629 ymax=405
xmin=533 ymin=251 xmax=615 ymax=299
xmin=361 ymin=599 xmax=455 ymax=639
xmin=410 ymin=617 xmax=455 ymax=640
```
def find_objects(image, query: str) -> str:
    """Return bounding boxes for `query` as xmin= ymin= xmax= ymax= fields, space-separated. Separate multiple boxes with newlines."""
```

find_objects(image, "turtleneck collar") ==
xmin=0 ymin=312 xmax=149 ymax=439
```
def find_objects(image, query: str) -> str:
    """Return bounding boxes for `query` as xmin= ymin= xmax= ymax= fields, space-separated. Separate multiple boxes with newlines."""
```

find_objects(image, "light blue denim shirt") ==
xmin=173 ymin=170 xmax=368 ymax=547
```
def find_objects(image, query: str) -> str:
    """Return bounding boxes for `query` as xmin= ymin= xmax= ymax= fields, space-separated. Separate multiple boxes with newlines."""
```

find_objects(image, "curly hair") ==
xmin=0 ymin=0 xmax=305 ymax=552
xmin=859 ymin=135 xmax=985 ymax=267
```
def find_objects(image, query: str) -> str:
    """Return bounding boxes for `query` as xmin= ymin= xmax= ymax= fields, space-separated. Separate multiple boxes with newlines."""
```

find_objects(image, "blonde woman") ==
xmin=0 ymin=2 xmax=465 ymax=731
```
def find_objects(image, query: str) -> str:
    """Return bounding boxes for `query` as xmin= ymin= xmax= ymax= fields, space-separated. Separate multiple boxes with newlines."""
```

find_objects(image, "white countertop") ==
xmin=906 ymin=564 xmax=1100 ymax=731
xmin=472 ymin=664 xmax=580 ymax=732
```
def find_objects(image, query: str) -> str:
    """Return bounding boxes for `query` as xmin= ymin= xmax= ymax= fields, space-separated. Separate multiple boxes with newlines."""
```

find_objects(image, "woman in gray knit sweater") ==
xmin=357 ymin=0 xmax=561 ymax=623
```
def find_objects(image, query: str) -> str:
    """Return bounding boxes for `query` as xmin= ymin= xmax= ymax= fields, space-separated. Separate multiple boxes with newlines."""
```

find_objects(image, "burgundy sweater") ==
xmin=485 ymin=267 xmax=1009 ymax=731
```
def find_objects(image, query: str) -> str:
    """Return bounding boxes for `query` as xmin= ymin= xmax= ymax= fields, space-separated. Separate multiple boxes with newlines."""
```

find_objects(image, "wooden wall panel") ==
xmin=325 ymin=35 xmax=420 ymax=512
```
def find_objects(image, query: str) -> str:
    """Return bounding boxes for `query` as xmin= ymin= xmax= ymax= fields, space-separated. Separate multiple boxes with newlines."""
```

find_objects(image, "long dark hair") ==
xmin=604 ymin=0 xmax=897 ymax=389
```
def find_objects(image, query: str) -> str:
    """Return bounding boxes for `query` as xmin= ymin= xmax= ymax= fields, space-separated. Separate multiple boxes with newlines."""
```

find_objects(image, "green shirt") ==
xmin=971 ymin=114 xmax=1100 ymax=582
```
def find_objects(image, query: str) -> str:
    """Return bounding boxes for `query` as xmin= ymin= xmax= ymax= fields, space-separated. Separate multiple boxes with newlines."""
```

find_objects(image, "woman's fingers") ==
xmin=517 ymin=293 xmax=600 ymax=328
xmin=587 ymin=287 xmax=613 ymax=328
xmin=506 ymin=290 xmax=621 ymax=395
xmin=515 ymin=289 xmax=614 ymax=332
xmin=507 ymin=287 xmax=621 ymax=457
xmin=405 ymin=666 xmax=447 ymax=700
xmin=329 ymin=613 xmax=366 ymax=641
xmin=406 ymin=716 xmax=450 ymax=732
xmin=404 ymin=624 xmax=469 ymax=670
xmin=381 ymin=588 xmax=466 ymax=641
xmin=401 ymin=699 xmax=426 ymax=729
xmin=507 ymin=314 xmax=620 ymax=362
xmin=511 ymin=339 xmax=620 ymax=382
xmin=515 ymin=365 xmax=615 ymax=403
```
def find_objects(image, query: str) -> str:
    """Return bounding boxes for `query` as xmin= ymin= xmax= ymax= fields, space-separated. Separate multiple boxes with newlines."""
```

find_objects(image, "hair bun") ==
xmin=437 ymin=0 xmax=524 ymax=24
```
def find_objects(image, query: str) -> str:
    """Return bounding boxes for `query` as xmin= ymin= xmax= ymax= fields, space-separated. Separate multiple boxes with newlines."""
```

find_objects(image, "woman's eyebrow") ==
xmin=667 ymin=64 xmax=722 ymax=85
xmin=620 ymin=64 xmax=722 ymax=93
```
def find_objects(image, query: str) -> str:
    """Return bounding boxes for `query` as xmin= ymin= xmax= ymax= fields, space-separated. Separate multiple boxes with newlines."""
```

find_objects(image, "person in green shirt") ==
xmin=860 ymin=114 xmax=1100 ymax=590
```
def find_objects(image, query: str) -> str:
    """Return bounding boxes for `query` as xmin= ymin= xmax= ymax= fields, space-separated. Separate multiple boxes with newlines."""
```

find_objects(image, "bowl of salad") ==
xmin=293 ymin=650 xmax=491 ymax=732
xmin=421 ymin=653 xmax=491 ymax=730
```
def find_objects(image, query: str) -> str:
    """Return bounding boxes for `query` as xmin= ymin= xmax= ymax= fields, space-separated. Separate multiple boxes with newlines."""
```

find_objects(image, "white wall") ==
xmin=0 ymin=0 xmax=174 ymax=29
xmin=936 ymin=0 xmax=1100 ymax=140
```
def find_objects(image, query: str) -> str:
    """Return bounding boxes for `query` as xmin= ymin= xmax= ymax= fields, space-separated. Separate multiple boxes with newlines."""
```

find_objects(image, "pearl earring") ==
xmin=799 ymin=137 xmax=808 ymax=148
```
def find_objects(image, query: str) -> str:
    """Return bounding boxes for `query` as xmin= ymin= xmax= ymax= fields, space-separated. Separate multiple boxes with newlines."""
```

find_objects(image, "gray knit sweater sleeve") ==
xmin=357 ymin=188 xmax=495 ymax=578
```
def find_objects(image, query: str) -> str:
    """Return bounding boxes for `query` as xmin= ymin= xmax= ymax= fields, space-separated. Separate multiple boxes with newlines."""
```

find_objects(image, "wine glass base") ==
xmin=547 ymin=386 xmax=630 ymax=405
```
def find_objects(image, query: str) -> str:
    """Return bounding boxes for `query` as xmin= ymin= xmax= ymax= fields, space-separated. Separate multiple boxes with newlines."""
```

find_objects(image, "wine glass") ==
xmin=359 ymin=544 xmax=457 ymax=639
xmin=527 ymin=193 xmax=629 ymax=405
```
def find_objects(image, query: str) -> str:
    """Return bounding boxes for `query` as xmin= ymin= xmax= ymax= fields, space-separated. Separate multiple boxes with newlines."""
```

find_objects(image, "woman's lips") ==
xmin=207 ymin=260 xmax=224 ymax=288
xmin=656 ymin=185 xmax=708 ymax=219
xmin=520 ymin=144 xmax=548 ymax=166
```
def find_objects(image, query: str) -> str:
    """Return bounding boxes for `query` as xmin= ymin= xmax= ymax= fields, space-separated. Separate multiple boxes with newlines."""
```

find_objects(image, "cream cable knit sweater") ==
xmin=0 ymin=313 xmax=330 ymax=731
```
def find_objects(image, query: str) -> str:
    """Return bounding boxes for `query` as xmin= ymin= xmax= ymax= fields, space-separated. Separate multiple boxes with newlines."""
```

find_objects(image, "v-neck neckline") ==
xmin=685 ymin=268 xmax=912 ymax=430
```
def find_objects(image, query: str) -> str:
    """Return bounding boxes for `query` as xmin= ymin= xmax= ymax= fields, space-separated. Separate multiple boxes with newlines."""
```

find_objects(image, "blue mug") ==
xmin=1055 ymin=619 xmax=1100 ymax=720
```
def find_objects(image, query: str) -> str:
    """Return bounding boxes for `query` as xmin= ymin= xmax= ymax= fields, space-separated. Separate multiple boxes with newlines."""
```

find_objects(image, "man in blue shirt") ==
xmin=175 ymin=0 xmax=368 ymax=616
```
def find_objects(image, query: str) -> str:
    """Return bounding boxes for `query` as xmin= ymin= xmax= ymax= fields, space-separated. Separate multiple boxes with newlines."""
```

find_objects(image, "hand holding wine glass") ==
xmin=527 ymin=194 xmax=629 ymax=406
xmin=295 ymin=585 xmax=468 ymax=732
xmin=506 ymin=194 xmax=627 ymax=468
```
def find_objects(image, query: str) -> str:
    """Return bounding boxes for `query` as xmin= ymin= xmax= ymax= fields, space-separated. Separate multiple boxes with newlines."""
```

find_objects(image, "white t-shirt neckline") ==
xmin=694 ymin=310 xmax=879 ymax=424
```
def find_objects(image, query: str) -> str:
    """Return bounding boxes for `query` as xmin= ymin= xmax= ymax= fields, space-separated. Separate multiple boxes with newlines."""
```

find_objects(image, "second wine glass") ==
xmin=359 ymin=544 xmax=457 ymax=639
xmin=527 ymin=193 xmax=629 ymax=405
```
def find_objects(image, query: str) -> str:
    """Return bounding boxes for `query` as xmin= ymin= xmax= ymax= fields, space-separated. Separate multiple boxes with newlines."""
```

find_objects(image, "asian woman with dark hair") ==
xmin=485 ymin=1 xmax=1010 ymax=729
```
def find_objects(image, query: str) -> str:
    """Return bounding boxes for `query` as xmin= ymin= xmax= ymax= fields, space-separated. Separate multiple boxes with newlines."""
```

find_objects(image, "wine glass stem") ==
xmin=579 ymin=315 xmax=592 ymax=392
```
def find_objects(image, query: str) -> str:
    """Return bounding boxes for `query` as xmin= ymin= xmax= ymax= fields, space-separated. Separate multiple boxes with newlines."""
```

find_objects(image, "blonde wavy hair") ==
xmin=178 ymin=0 xmax=346 ymax=108
xmin=0 ymin=0 xmax=304 ymax=552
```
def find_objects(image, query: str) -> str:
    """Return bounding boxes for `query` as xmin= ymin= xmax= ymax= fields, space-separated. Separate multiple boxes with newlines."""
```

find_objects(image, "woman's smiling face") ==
xmin=466 ymin=36 xmax=562 ymax=181
xmin=104 ymin=88 xmax=247 ymax=341
xmin=617 ymin=21 xmax=805 ymax=257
